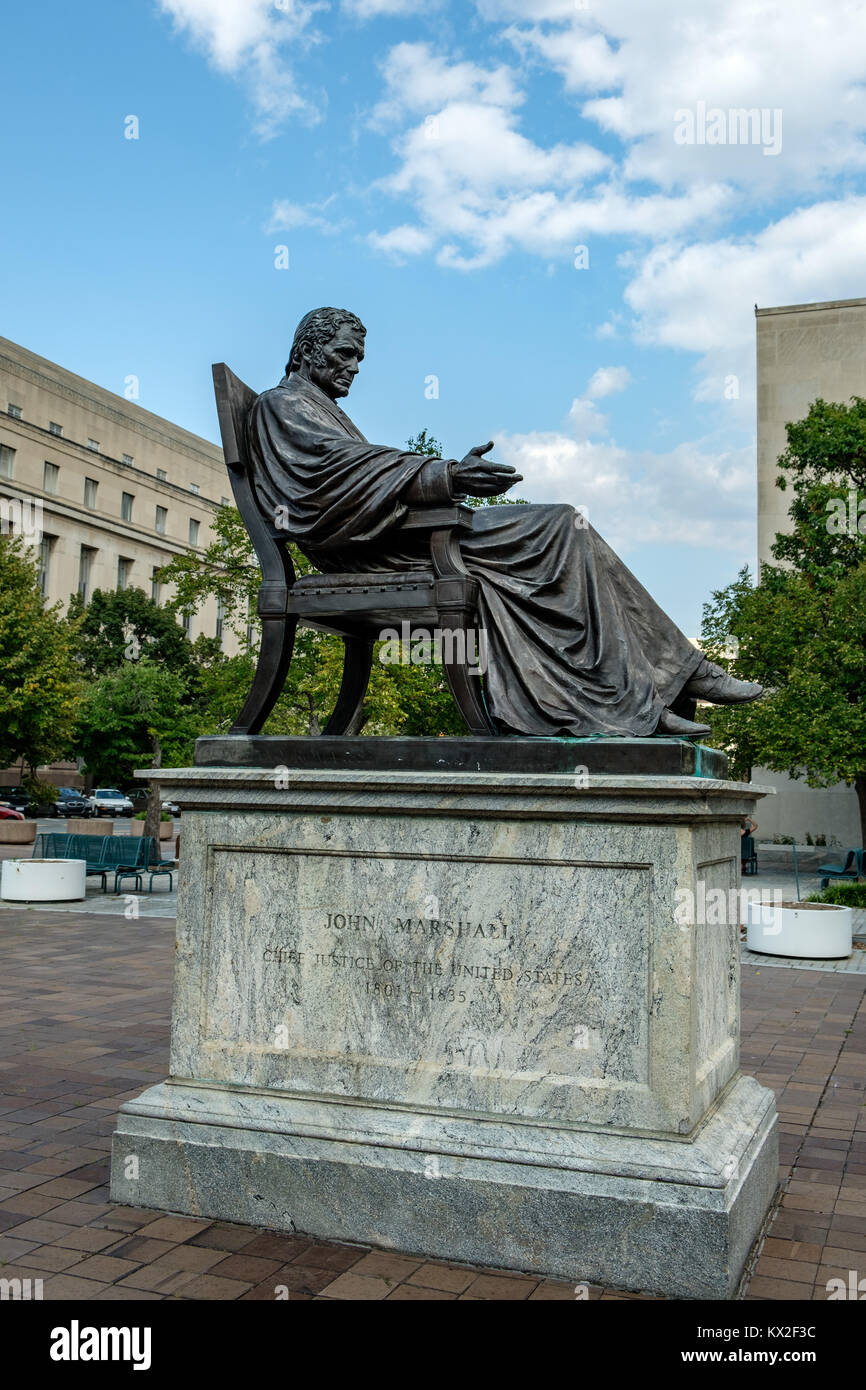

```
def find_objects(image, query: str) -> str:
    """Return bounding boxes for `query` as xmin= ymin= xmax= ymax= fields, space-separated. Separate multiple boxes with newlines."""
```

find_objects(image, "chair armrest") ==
xmin=399 ymin=504 xmax=476 ymax=532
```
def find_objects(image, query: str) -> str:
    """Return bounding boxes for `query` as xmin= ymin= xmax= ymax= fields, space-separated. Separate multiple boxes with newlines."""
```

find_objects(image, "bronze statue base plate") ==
xmin=194 ymin=735 xmax=728 ymax=779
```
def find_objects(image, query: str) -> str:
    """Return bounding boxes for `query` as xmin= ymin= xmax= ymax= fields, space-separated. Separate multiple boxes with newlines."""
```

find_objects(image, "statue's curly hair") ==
xmin=285 ymin=307 xmax=366 ymax=376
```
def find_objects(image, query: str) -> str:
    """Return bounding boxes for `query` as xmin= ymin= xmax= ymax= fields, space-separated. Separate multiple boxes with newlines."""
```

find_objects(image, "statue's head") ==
xmin=286 ymin=307 xmax=367 ymax=399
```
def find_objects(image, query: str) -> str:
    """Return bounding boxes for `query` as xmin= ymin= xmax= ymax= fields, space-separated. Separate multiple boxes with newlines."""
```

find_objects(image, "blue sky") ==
xmin=4 ymin=0 xmax=866 ymax=634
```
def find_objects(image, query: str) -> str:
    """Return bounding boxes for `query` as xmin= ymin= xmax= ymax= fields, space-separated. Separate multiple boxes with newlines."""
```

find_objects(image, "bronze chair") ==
xmin=212 ymin=363 xmax=497 ymax=737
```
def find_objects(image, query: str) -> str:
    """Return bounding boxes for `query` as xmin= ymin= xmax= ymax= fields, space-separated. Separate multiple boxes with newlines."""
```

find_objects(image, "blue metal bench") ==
xmin=819 ymin=849 xmax=863 ymax=890
xmin=33 ymin=833 xmax=159 ymax=891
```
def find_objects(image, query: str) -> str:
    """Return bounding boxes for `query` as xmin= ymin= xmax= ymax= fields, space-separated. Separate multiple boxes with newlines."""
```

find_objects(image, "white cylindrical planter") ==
xmin=746 ymin=900 xmax=852 ymax=959
xmin=1 ymin=858 xmax=86 ymax=902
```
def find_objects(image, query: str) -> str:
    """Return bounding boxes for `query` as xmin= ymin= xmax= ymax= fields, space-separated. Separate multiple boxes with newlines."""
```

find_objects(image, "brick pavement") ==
xmin=0 ymin=909 xmax=863 ymax=1301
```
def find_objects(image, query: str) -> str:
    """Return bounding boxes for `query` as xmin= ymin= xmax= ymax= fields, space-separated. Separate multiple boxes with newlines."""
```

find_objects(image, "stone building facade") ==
xmin=0 ymin=337 xmax=238 ymax=787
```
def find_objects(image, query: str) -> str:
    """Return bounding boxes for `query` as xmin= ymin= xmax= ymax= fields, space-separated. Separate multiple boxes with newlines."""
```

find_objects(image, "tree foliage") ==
xmin=0 ymin=533 xmax=81 ymax=776
xmin=69 ymin=585 xmax=194 ymax=680
xmin=700 ymin=396 xmax=866 ymax=842
xmin=72 ymin=658 xmax=199 ymax=791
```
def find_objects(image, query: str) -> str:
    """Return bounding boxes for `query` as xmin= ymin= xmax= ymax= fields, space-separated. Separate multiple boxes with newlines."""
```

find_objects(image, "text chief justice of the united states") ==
xmin=248 ymin=306 xmax=762 ymax=739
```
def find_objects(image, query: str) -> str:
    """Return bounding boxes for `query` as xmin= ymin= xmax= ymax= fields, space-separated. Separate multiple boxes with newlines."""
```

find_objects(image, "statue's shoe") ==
xmin=682 ymin=658 xmax=763 ymax=704
xmin=655 ymin=707 xmax=711 ymax=738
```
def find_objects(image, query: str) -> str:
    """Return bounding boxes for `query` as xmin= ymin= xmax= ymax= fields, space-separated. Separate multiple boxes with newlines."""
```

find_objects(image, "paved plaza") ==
xmin=0 ymin=905 xmax=863 ymax=1301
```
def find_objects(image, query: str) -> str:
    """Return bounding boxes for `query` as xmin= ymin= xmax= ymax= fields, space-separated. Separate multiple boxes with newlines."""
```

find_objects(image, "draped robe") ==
xmin=249 ymin=374 xmax=702 ymax=737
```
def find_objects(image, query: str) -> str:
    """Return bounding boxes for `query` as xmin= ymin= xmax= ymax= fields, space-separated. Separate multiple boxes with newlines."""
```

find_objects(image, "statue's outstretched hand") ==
xmin=452 ymin=441 xmax=523 ymax=497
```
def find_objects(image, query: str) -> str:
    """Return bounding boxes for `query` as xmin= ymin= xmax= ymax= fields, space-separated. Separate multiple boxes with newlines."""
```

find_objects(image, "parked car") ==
xmin=52 ymin=787 xmax=93 ymax=818
xmin=123 ymin=786 xmax=149 ymax=813
xmin=89 ymin=788 xmax=134 ymax=818
xmin=0 ymin=805 xmax=25 ymax=820
xmin=122 ymin=787 xmax=179 ymax=818
xmin=0 ymin=786 xmax=31 ymax=814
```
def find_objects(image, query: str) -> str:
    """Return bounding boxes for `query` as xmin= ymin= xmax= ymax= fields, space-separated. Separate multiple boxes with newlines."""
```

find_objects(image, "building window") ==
xmin=188 ymin=518 xmax=200 ymax=546
xmin=246 ymin=596 xmax=255 ymax=650
xmin=121 ymin=491 xmax=134 ymax=522
xmin=216 ymin=596 xmax=225 ymax=643
xmin=43 ymin=461 xmax=59 ymax=495
xmin=78 ymin=546 xmax=96 ymax=602
xmin=117 ymin=556 xmax=132 ymax=591
xmin=190 ymin=483 xmax=200 ymax=495
xmin=182 ymin=611 xmax=191 ymax=636
xmin=151 ymin=567 xmax=161 ymax=604
xmin=122 ymin=453 xmax=133 ymax=466
xmin=156 ymin=468 xmax=167 ymax=481
xmin=7 ymin=403 xmax=22 ymax=419
xmin=155 ymin=505 xmax=167 ymax=535
xmin=84 ymin=477 xmax=98 ymax=508
xmin=0 ymin=445 xmax=14 ymax=478
xmin=38 ymin=535 xmax=55 ymax=596
xmin=86 ymin=438 xmax=99 ymax=452
xmin=49 ymin=421 xmax=63 ymax=436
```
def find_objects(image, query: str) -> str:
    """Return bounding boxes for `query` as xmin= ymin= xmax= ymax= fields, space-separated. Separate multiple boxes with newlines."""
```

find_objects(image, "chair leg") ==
xmin=670 ymin=690 xmax=698 ymax=723
xmin=323 ymin=638 xmax=374 ymax=735
xmin=230 ymin=617 xmax=297 ymax=736
xmin=439 ymin=619 xmax=497 ymax=736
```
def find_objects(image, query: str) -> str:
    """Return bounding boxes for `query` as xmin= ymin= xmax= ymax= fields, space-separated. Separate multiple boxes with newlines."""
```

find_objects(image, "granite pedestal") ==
xmin=111 ymin=750 xmax=777 ymax=1298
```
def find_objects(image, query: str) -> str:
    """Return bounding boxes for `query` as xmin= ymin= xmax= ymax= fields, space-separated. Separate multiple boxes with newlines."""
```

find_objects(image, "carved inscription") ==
xmin=200 ymin=849 xmax=652 ymax=1117
xmin=261 ymin=910 xmax=593 ymax=1008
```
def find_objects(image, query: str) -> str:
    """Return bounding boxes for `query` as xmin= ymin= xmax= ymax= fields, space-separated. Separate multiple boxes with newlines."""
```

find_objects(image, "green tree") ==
xmin=700 ymin=397 xmax=866 ymax=843
xmin=70 ymin=586 xmax=194 ymax=680
xmin=73 ymin=658 xmax=199 ymax=839
xmin=0 ymin=533 xmax=81 ymax=778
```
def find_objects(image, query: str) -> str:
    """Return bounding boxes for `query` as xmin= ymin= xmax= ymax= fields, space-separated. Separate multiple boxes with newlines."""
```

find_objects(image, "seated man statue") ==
xmin=248 ymin=306 xmax=761 ymax=739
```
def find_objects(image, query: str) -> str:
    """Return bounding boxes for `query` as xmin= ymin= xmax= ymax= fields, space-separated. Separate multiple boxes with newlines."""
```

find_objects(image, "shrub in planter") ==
xmin=806 ymin=882 xmax=866 ymax=909
xmin=132 ymin=810 xmax=173 ymax=840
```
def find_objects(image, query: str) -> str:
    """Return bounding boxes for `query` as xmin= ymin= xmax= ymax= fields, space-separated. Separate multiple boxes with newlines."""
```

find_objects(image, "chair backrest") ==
xmin=212 ymin=363 xmax=295 ymax=591
xmin=67 ymin=834 xmax=110 ymax=863
xmin=100 ymin=835 xmax=138 ymax=865
xmin=34 ymin=833 xmax=69 ymax=859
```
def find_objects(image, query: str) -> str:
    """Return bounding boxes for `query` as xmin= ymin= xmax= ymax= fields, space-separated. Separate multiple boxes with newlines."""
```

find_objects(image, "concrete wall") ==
xmin=751 ymin=768 xmax=860 ymax=848
xmin=757 ymin=297 xmax=866 ymax=565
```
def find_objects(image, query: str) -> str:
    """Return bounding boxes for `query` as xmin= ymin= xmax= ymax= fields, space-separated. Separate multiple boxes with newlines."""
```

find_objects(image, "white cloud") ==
xmin=370 ymin=90 xmax=729 ymax=268
xmin=491 ymin=364 xmax=752 ymax=554
xmin=495 ymin=428 xmax=755 ymax=554
xmin=499 ymin=0 xmax=866 ymax=194
xmin=267 ymin=196 xmax=343 ymax=234
xmin=367 ymin=223 xmax=435 ymax=258
xmin=365 ymin=6 xmax=866 ymax=268
xmin=595 ymin=314 xmax=622 ymax=340
xmin=563 ymin=365 xmax=631 ymax=436
xmin=371 ymin=42 xmax=523 ymax=127
xmin=343 ymin=0 xmax=439 ymax=19
xmin=624 ymin=197 xmax=866 ymax=356
xmin=586 ymin=365 xmax=631 ymax=398
xmin=158 ymin=0 xmax=323 ymax=134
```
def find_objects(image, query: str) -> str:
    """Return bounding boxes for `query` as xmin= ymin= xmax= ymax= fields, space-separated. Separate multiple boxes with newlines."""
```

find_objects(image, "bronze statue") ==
xmin=243 ymin=306 xmax=761 ymax=739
